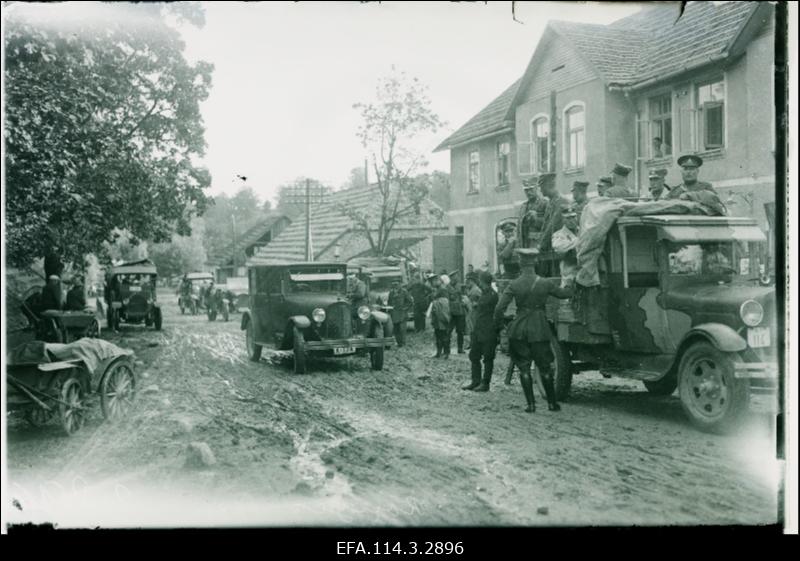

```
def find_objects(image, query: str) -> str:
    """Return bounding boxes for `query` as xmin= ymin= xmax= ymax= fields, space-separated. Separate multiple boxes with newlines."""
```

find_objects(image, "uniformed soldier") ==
xmin=463 ymin=271 xmax=500 ymax=392
xmin=493 ymin=248 xmax=574 ymax=412
xmin=407 ymin=272 xmax=433 ymax=333
xmin=551 ymin=208 xmax=580 ymax=288
xmin=41 ymin=275 xmax=63 ymax=312
xmin=648 ymin=168 xmax=670 ymax=200
xmin=606 ymin=163 xmax=635 ymax=199
xmin=497 ymin=222 xmax=521 ymax=278
xmin=597 ymin=176 xmax=613 ymax=197
xmin=517 ymin=177 xmax=547 ymax=249
xmin=570 ymin=180 xmax=590 ymax=223
xmin=447 ymin=277 xmax=467 ymax=354
xmin=387 ymin=280 xmax=413 ymax=347
xmin=347 ymin=272 xmax=368 ymax=317
xmin=667 ymin=155 xmax=726 ymax=215
xmin=537 ymin=172 xmax=569 ymax=254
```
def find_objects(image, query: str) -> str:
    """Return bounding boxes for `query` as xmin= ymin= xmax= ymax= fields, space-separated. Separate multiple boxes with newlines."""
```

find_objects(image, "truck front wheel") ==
xmin=370 ymin=324 xmax=385 ymax=371
xmin=551 ymin=337 xmax=572 ymax=401
xmin=293 ymin=327 xmax=307 ymax=374
xmin=677 ymin=341 xmax=750 ymax=434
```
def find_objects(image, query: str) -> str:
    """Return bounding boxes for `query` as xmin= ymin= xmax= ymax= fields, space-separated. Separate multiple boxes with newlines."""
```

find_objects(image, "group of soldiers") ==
xmin=38 ymin=246 xmax=88 ymax=313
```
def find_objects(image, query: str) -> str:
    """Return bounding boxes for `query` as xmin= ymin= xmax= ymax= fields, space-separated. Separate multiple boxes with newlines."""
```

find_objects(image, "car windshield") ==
xmin=667 ymin=241 xmax=751 ymax=276
xmin=369 ymin=275 xmax=403 ymax=291
xmin=286 ymin=270 xmax=345 ymax=293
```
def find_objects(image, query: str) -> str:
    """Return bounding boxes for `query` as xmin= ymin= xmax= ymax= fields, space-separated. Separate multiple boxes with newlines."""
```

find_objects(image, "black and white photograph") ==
xmin=1 ymin=1 xmax=796 ymax=534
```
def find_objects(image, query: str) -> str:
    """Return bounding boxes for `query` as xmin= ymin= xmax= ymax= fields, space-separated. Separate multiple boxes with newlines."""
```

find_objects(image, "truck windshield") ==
xmin=667 ymin=241 xmax=751 ymax=276
xmin=286 ymin=271 xmax=345 ymax=293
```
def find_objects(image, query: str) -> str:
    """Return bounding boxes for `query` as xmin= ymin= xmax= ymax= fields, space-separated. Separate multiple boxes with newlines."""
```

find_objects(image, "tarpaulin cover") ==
xmin=45 ymin=338 xmax=134 ymax=374
xmin=575 ymin=198 xmax=722 ymax=287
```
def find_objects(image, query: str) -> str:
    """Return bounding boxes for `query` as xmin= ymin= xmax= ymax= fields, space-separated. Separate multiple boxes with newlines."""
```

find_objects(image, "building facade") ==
xmin=436 ymin=2 xmax=776 ymax=274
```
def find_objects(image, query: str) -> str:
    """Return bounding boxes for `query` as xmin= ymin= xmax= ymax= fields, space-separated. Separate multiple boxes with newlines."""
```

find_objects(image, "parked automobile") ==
xmin=241 ymin=262 xmax=394 ymax=373
xmin=207 ymin=285 xmax=233 ymax=322
xmin=497 ymin=215 xmax=777 ymax=434
xmin=105 ymin=260 xmax=162 ymax=331
xmin=178 ymin=271 xmax=214 ymax=314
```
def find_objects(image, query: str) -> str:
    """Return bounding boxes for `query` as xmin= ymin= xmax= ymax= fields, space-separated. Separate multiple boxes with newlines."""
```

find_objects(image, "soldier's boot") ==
xmin=457 ymin=332 xmax=465 ymax=354
xmin=504 ymin=361 xmax=514 ymax=385
xmin=462 ymin=362 xmax=481 ymax=390
xmin=519 ymin=367 xmax=536 ymax=413
xmin=474 ymin=361 xmax=493 ymax=392
xmin=541 ymin=368 xmax=560 ymax=412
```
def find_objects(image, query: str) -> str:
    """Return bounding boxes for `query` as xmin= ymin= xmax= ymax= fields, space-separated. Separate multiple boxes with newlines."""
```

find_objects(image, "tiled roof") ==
xmin=249 ymin=184 xmax=445 ymax=265
xmin=207 ymin=213 xmax=289 ymax=266
xmin=433 ymin=78 xmax=521 ymax=152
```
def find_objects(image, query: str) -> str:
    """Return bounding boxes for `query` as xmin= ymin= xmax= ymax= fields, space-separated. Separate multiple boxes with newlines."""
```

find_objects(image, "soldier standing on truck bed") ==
xmin=537 ymin=172 xmax=570 ymax=255
xmin=493 ymin=248 xmax=574 ymax=413
xmin=517 ymin=177 xmax=547 ymax=249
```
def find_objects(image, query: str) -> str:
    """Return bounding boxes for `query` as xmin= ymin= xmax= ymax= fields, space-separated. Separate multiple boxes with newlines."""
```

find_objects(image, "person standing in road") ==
xmin=447 ymin=277 xmax=467 ymax=354
xmin=463 ymin=271 xmax=500 ymax=392
xmin=387 ymin=279 xmax=412 ymax=347
xmin=407 ymin=272 xmax=433 ymax=333
xmin=429 ymin=288 xmax=451 ymax=358
xmin=493 ymin=248 xmax=574 ymax=412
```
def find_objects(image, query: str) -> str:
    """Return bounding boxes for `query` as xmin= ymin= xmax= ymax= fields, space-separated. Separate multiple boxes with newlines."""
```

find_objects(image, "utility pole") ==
xmin=286 ymin=179 xmax=325 ymax=262
xmin=305 ymin=178 xmax=311 ymax=261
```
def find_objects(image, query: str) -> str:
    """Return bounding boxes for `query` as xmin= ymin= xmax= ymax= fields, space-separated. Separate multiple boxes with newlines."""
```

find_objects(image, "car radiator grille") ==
xmin=322 ymin=303 xmax=352 ymax=339
xmin=128 ymin=294 xmax=148 ymax=314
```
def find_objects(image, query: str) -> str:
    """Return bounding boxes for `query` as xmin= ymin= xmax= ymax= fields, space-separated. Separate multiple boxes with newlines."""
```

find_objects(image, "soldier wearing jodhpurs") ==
xmin=493 ymin=248 xmax=573 ymax=412
xmin=462 ymin=271 xmax=499 ymax=392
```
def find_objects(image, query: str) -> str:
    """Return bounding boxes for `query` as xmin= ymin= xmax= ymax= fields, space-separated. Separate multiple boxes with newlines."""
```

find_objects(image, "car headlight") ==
xmin=123 ymin=298 xmax=129 ymax=305
xmin=312 ymin=308 xmax=326 ymax=323
xmin=357 ymin=306 xmax=371 ymax=321
xmin=740 ymin=300 xmax=763 ymax=327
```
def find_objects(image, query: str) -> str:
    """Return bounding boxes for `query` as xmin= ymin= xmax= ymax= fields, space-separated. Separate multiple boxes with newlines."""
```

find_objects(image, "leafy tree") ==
xmin=342 ymin=67 xmax=444 ymax=254
xmin=4 ymin=2 xmax=213 ymax=268
xmin=341 ymin=165 xmax=368 ymax=190
xmin=148 ymin=219 xmax=208 ymax=278
xmin=202 ymin=187 xmax=269 ymax=259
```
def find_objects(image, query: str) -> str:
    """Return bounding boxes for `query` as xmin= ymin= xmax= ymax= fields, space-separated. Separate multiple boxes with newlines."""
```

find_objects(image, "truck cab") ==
xmin=548 ymin=215 xmax=777 ymax=433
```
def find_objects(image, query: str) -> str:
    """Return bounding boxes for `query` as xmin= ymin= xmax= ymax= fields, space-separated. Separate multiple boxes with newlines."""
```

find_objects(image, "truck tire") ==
xmin=370 ymin=324 xmax=385 ymax=371
xmin=677 ymin=341 xmax=750 ymax=434
xmin=293 ymin=327 xmax=307 ymax=374
xmin=643 ymin=376 xmax=677 ymax=396
xmin=551 ymin=336 xmax=572 ymax=401
xmin=154 ymin=308 xmax=162 ymax=331
xmin=245 ymin=319 xmax=262 ymax=362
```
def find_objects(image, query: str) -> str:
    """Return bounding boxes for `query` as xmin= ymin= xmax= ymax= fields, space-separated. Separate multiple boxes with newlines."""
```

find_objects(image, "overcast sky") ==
xmin=177 ymin=1 xmax=645 ymax=202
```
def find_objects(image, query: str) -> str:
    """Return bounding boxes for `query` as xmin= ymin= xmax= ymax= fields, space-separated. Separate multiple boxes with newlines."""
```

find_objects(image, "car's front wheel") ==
xmin=293 ymin=327 xmax=307 ymax=374
xmin=245 ymin=319 xmax=262 ymax=362
xmin=678 ymin=341 xmax=750 ymax=434
xmin=370 ymin=323 xmax=385 ymax=371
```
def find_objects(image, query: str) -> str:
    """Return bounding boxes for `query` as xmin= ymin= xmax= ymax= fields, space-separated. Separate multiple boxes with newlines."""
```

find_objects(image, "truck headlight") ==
xmin=357 ymin=306 xmax=371 ymax=321
xmin=312 ymin=308 xmax=326 ymax=323
xmin=740 ymin=300 xmax=763 ymax=327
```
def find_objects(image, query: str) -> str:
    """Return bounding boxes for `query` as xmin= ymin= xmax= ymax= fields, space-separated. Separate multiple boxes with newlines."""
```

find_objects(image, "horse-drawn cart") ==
xmin=7 ymin=339 xmax=137 ymax=436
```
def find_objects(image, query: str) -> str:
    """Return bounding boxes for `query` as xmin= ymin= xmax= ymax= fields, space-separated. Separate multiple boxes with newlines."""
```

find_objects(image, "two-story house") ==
xmin=436 ymin=1 xmax=776 ymax=273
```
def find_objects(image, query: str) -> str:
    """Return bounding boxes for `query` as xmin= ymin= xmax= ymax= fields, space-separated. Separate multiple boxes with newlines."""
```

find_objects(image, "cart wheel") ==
xmin=59 ymin=377 xmax=86 ymax=436
xmin=25 ymin=407 xmax=56 ymax=428
xmin=100 ymin=361 xmax=136 ymax=421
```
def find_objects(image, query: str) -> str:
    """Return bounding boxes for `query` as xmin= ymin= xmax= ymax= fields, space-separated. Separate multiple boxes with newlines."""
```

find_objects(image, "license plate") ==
xmin=129 ymin=286 xmax=141 ymax=292
xmin=333 ymin=346 xmax=356 ymax=356
xmin=747 ymin=327 xmax=770 ymax=348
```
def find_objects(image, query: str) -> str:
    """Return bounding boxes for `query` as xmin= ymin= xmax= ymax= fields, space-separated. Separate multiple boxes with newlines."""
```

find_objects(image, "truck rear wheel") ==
xmin=678 ymin=342 xmax=749 ymax=434
xmin=293 ymin=327 xmax=307 ymax=374
xmin=551 ymin=336 xmax=572 ymax=401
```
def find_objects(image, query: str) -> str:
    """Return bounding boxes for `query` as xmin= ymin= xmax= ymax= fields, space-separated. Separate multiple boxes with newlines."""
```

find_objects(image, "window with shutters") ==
xmin=697 ymin=79 xmax=725 ymax=150
xmin=496 ymin=141 xmax=510 ymax=187
xmin=564 ymin=103 xmax=585 ymax=170
xmin=468 ymin=150 xmax=480 ymax=194
xmin=532 ymin=117 xmax=550 ymax=173
xmin=648 ymin=94 xmax=672 ymax=158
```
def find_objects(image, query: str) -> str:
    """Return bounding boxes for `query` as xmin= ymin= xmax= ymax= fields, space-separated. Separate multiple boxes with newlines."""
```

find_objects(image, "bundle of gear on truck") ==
xmin=496 ymin=195 xmax=777 ymax=434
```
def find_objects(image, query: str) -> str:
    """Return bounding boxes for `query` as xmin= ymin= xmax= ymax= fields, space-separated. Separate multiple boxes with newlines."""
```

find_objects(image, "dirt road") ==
xmin=6 ymin=290 xmax=781 ymax=527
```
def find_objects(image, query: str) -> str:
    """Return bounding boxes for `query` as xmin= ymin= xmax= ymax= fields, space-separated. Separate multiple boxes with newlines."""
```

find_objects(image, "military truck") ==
xmin=241 ymin=262 xmax=394 ymax=374
xmin=347 ymin=258 xmax=413 ymax=323
xmin=500 ymin=215 xmax=778 ymax=434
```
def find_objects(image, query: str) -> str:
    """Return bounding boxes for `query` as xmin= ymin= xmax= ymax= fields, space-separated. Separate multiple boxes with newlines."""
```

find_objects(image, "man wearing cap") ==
xmin=648 ymin=168 xmax=670 ymax=200
xmin=41 ymin=275 xmax=63 ymax=312
xmin=597 ymin=176 xmax=613 ymax=197
xmin=570 ymin=180 xmax=590 ymax=223
xmin=387 ymin=279 xmax=413 ymax=347
xmin=668 ymin=154 xmax=726 ymax=214
xmin=605 ymin=163 xmax=635 ymax=199
xmin=497 ymin=222 xmax=521 ymax=279
xmin=347 ymin=272 xmax=368 ymax=318
xmin=447 ymin=276 xmax=467 ymax=354
xmin=552 ymin=208 xmax=580 ymax=288
xmin=65 ymin=275 xmax=88 ymax=311
xmin=463 ymin=271 xmax=500 ymax=392
xmin=407 ymin=271 xmax=433 ymax=333
xmin=493 ymin=248 xmax=573 ymax=412
xmin=537 ymin=172 xmax=569 ymax=254
xmin=517 ymin=177 xmax=547 ymax=249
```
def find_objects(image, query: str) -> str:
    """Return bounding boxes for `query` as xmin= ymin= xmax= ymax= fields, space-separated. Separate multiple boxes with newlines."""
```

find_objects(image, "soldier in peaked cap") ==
xmin=648 ymin=168 xmax=670 ymax=200
xmin=597 ymin=176 xmax=613 ymax=197
xmin=517 ymin=177 xmax=547 ymax=249
xmin=667 ymin=154 xmax=725 ymax=214
xmin=606 ymin=163 xmax=635 ymax=199
xmin=537 ymin=173 xmax=569 ymax=254
xmin=493 ymin=247 xmax=573 ymax=413
xmin=570 ymin=180 xmax=590 ymax=223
